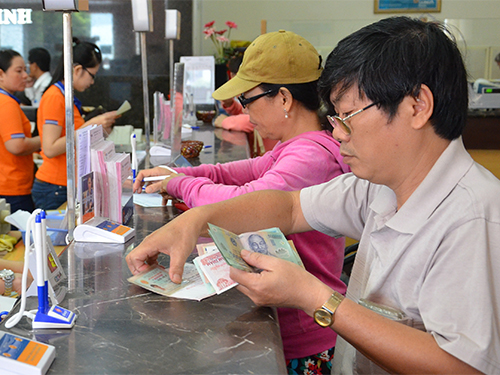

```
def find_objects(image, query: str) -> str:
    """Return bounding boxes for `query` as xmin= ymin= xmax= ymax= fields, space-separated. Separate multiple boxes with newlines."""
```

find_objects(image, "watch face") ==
xmin=314 ymin=309 xmax=332 ymax=327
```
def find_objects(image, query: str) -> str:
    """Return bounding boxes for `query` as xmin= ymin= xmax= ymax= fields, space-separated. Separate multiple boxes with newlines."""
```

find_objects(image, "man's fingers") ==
xmin=240 ymin=249 xmax=275 ymax=271
xmin=228 ymin=265 xmax=248 ymax=284
xmin=168 ymin=257 xmax=185 ymax=284
xmin=125 ymin=253 xmax=144 ymax=275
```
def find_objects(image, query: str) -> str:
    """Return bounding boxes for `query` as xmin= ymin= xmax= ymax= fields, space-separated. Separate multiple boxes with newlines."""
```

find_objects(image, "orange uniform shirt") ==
xmin=0 ymin=93 xmax=35 ymax=195
xmin=36 ymin=84 xmax=85 ymax=186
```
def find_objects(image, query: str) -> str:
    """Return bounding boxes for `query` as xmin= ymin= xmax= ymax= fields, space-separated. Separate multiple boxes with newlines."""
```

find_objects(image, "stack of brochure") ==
xmin=76 ymin=125 xmax=133 ymax=224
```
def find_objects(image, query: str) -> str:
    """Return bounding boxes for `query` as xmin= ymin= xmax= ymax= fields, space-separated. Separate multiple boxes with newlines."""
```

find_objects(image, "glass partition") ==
xmin=0 ymin=0 xmax=193 ymax=132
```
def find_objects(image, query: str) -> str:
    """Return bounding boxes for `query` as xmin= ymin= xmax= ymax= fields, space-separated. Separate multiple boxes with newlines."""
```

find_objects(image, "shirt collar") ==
xmin=370 ymin=137 xmax=473 ymax=234
xmin=33 ymin=72 xmax=51 ymax=90
xmin=54 ymin=81 xmax=83 ymax=115
xmin=0 ymin=88 xmax=21 ymax=104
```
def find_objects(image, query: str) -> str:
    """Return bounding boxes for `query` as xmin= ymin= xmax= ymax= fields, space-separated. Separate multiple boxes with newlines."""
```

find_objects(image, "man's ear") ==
xmin=411 ymin=84 xmax=434 ymax=130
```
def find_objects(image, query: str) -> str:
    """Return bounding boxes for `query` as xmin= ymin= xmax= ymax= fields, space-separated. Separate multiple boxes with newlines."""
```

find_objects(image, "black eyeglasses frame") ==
xmin=237 ymin=89 xmax=277 ymax=109
xmin=81 ymin=66 xmax=96 ymax=80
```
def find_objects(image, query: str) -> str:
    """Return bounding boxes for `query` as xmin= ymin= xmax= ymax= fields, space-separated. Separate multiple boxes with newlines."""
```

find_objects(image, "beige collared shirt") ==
xmin=301 ymin=138 xmax=500 ymax=374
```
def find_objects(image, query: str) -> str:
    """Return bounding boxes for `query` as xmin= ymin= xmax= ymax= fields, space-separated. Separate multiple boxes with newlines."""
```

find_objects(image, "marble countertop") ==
xmin=1 ymin=127 xmax=286 ymax=374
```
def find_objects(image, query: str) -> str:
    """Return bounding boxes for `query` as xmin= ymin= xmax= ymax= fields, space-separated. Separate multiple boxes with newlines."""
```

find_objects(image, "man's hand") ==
xmin=229 ymin=250 xmax=333 ymax=316
xmin=25 ymin=76 xmax=34 ymax=88
xmin=125 ymin=209 xmax=204 ymax=283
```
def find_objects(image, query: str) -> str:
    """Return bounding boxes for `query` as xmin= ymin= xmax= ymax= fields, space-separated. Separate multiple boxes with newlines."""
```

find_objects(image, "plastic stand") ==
xmin=5 ymin=210 xmax=76 ymax=330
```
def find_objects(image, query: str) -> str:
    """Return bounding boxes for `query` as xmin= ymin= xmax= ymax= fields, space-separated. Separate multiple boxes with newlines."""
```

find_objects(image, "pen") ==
xmin=40 ymin=210 xmax=50 ymax=309
xmin=182 ymin=124 xmax=200 ymax=130
xmin=34 ymin=213 xmax=47 ymax=314
xmin=131 ymin=133 xmax=137 ymax=182
xmin=158 ymin=165 xmax=177 ymax=174
xmin=143 ymin=175 xmax=171 ymax=182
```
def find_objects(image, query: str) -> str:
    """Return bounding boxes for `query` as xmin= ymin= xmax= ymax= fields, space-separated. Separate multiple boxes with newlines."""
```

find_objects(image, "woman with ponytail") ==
xmin=33 ymin=39 xmax=118 ymax=210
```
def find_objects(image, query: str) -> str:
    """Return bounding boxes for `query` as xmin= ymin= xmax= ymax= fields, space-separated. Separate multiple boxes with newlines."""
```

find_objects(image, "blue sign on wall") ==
xmin=375 ymin=0 xmax=441 ymax=13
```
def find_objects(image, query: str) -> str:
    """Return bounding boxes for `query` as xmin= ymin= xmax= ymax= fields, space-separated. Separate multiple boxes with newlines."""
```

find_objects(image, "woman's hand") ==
xmin=222 ymin=98 xmax=234 ymax=108
xmin=85 ymin=110 xmax=118 ymax=134
xmin=133 ymin=166 xmax=166 ymax=193
xmin=133 ymin=166 xmax=182 ymax=194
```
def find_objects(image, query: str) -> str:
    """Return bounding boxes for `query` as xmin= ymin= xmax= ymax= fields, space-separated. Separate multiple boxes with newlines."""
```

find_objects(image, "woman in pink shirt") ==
xmin=214 ymin=52 xmax=278 ymax=156
xmin=134 ymin=31 xmax=349 ymax=374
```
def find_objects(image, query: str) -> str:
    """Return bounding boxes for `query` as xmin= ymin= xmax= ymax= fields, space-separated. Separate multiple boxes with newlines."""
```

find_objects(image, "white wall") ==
xmin=192 ymin=0 xmax=500 ymax=80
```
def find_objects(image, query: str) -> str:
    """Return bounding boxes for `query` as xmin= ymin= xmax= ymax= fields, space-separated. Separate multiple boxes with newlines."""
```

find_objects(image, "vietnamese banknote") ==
xmin=207 ymin=223 xmax=304 ymax=272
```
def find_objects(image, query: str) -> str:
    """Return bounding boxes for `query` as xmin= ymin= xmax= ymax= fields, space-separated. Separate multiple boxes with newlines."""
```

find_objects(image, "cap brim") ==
xmin=212 ymin=75 xmax=261 ymax=101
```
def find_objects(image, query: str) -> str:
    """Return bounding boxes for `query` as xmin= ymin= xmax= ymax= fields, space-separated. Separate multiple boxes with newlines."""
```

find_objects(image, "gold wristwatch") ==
xmin=313 ymin=291 xmax=344 ymax=327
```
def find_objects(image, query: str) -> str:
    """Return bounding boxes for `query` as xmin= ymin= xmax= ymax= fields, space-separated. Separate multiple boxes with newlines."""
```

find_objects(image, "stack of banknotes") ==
xmin=128 ymin=224 xmax=304 ymax=301
xmin=207 ymin=223 xmax=304 ymax=272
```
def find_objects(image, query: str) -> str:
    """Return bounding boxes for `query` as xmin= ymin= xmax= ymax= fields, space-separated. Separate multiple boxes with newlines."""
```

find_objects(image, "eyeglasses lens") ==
xmin=327 ymin=115 xmax=351 ymax=135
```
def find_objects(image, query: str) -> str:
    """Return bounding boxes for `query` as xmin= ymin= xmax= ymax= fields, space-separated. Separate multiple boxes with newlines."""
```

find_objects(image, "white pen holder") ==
xmin=25 ymin=235 xmax=67 ymax=305
xmin=5 ymin=210 xmax=75 ymax=330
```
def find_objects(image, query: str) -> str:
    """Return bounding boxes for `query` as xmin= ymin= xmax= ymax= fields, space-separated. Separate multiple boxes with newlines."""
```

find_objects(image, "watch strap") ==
xmin=314 ymin=290 xmax=344 ymax=327
xmin=322 ymin=290 xmax=344 ymax=315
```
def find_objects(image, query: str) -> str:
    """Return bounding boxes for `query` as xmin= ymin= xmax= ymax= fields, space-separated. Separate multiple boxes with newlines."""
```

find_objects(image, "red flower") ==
xmin=203 ymin=20 xmax=237 ymax=63
xmin=203 ymin=28 xmax=215 ymax=37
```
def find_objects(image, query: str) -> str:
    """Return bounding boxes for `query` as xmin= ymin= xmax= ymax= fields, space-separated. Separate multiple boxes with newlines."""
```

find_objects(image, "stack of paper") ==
xmin=128 ymin=264 xmax=213 ymax=301
xmin=193 ymin=242 xmax=237 ymax=295
xmin=106 ymin=153 xmax=133 ymax=223
xmin=90 ymin=139 xmax=115 ymax=219
xmin=76 ymin=124 xmax=134 ymax=224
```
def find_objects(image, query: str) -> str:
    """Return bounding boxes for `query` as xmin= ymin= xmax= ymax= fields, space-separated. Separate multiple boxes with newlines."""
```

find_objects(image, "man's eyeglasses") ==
xmin=326 ymin=102 xmax=378 ymax=136
xmin=82 ymin=66 xmax=96 ymax=80
xmin=238 ymin=89 xmax=276 ymax=109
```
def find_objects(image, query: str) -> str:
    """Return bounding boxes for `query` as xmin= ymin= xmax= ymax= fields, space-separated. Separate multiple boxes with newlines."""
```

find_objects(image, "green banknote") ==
xmin=207 ymin=223 xmax=304 ymax=272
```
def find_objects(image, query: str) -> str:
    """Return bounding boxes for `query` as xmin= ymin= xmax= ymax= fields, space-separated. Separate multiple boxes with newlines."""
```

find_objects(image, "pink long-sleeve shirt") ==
xmin=171 ymin=130 xmax=350 ymax=359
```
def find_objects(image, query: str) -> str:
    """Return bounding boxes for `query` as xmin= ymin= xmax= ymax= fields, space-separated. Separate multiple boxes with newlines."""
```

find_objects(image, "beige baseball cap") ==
xmin=212 ymin=30 xmax=322 ymax=101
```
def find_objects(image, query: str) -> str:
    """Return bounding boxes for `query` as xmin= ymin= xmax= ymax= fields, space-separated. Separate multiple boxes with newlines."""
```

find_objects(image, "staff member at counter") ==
xmin=133 ymin=30 xmax=350 ymax=374
xmin=127 ymin=17 xmax=500 ymax=374
xmin=32 ymin=40 xmax=117 ymax=210
xmin=0 ymin=49 xmax=41 ymax=213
